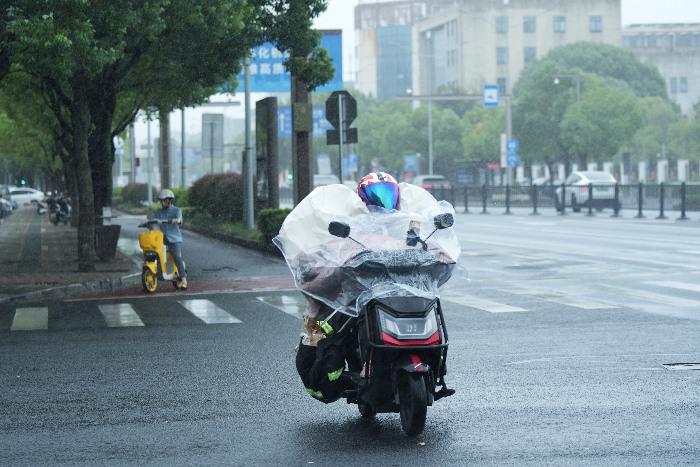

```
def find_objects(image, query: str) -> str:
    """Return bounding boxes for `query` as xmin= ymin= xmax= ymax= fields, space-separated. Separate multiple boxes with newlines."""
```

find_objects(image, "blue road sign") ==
xmin=507 ymin=139 xmax=519 ymax=153
xmin=483 ymin=84 xmax=499 ymax=107
xmin=233 ymin=31 xmax=343 ymax=93
xmin=507 ymin=153 xmax=520 ymax=167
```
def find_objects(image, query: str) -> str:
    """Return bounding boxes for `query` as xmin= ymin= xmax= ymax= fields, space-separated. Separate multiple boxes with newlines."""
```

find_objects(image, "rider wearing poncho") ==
xmin=274 ymin=172 xmax=460 ymax=403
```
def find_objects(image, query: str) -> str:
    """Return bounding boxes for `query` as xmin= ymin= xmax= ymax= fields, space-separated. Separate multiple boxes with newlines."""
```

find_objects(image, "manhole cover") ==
xmin=661 ymin=363 xmax=700 ymax=371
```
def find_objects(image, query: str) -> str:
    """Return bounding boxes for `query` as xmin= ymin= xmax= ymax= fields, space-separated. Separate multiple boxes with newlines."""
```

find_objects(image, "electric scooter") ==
xmin=138 ymin=219 xmax=186 ymax=293
xmin=326 ymin=213 xmax=456 ymax=437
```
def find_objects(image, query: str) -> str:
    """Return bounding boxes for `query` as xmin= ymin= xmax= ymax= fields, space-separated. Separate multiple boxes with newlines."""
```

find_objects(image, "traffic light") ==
xmin=20 ymin=178 xmax=27 ymax=186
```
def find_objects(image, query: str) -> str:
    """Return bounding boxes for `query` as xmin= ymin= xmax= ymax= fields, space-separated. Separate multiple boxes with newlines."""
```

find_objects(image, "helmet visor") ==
xmin=362 ymin=182 xmax=400 ymax=210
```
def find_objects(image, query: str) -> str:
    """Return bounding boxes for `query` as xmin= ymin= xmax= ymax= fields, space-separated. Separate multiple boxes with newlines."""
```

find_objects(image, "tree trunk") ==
xmin=71 ymin=78 xmax=96 ymax=272
xmin=88 ymin=84 xmax=117 ymax=224
xmin=291 ymin=74 xmax=312 ymax=204
xmin=159 ymin=109 xmax=171 ymax=189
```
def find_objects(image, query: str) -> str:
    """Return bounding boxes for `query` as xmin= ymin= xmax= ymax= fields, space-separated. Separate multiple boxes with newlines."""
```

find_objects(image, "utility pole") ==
xmin=505 ymin=95 xmax=513 ymax=186
xmin=146 ymin=118 xmax=153 ymax=204
xmin=209 ymin=121 xmax=215 ymax=174
xmin=128 ymin=124 xmax=136 ymax=185
xmin=291 ymin=75 xmax=312 ymax=205
xmin=180 ymin=107 xmax=186 ymax=187
xmin=338 ymin=92 xmax=344 ymax=181
xmin=244 ymin=58 xmax=254 ymax=229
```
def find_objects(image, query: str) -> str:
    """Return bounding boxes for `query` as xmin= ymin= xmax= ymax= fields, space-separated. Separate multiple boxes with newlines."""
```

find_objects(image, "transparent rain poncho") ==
xmin=273 ymin=183 xmax=461 ymax=317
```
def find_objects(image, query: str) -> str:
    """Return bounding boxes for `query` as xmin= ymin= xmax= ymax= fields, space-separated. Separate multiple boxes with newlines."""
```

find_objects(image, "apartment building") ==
xmin=624 ymin=23 xmax=700 ymax=116
xmin=412 ymin=0 xmax=622 ymax=96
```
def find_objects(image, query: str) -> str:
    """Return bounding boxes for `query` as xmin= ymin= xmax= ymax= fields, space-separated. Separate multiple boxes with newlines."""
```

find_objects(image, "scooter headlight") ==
xmin=378 ymin=306 xmax=439 ymax=341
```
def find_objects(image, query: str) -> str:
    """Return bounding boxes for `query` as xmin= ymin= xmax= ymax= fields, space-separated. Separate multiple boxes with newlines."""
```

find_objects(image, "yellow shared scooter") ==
xmin=138 ymin=219 xmax=186 ymax=293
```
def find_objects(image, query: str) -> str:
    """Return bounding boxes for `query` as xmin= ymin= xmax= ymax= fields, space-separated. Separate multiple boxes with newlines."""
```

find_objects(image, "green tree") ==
xmin=560 ymin=77 xmax=642 ymax=166
xmin=254 ymin=0 xmax=333 ymax=201
xmin=513 ymin=42 xmax=667 ymax=176
xmin=623 ymin=97 xmax=684 ymax=162
xmin=462 ymin=106 xmax=505 ymax=165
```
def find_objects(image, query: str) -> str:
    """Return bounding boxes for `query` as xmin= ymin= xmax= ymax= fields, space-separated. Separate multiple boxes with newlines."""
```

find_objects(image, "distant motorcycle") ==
xmin=47 ymin=196 xmax=71 ymax=225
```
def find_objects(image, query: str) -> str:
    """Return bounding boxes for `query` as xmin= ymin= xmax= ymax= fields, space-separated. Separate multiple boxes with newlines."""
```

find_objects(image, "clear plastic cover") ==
xmin=274 ymin=184 xmax=461 ymax=317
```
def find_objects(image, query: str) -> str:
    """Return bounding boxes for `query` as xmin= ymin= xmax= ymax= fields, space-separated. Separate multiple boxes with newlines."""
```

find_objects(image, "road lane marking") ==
xmin=178 ymin=299 xmax=242 ymax=324
xmin=443 ymin=293 xmax=526 ymax=313
xmin=256 ymin=295 xmax=305 ymax=319
xmin=507 ymin=287 xmax=619 ymax=310
xmin=459 ymin=236 xmax=700 ymax=271
xmin=11 ymin=307 xmax=49 ymax=331
xmin=98 ymin=304 xmax=145 ymax=327
xmin=646 ymin=281 xmax=700 ymax=294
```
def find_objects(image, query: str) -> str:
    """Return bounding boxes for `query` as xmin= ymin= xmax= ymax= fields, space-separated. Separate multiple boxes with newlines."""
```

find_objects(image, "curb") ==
xmin=0 ymin=271 xmax=142 ymax=305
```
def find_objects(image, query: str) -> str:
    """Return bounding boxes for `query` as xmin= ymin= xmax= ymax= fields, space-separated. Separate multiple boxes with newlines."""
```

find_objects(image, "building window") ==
xmin=680 ymin=77 xmax=688 ymax=93
xmin=590 ymin=16 xmax=603 ymax=33
xmin=670 ymin=77 xmax=678 ymax=94
xmin=524 ymin=47 xmax=537 ymax=65
xmin=496 ymin=16 xmax=508 ymax=34
xmin=554 ymin=16 xmax=566 ymax=33
xmin=497 ymin=77 xmax=507 ymax=95
xmin=523 ymin=16 xmax=536 ymax=33
xmin=496 ymin=47 xmax=508 ymax=65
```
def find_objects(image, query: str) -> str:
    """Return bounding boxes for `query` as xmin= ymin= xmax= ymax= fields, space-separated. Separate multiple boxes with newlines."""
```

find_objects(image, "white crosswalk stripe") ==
xmin=256 ymin=294 xmax=305 ymax=319
xmin=178 ymin=299 xmax=242 ymax=324
xmin=11 ymin=307 xmax=48 ymax=331
xmin=98 ymin=304 xmax=144 ymax=328
xmin=442 ymin=292 xmax=527 ymax=313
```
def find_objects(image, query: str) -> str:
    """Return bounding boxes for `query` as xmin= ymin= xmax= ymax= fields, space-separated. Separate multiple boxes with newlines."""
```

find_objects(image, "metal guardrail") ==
xmin=425 ymin=182 xmax=700 ymax=220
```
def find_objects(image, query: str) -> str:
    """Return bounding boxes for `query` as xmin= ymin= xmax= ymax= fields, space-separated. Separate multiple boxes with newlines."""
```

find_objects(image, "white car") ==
xmin=8 ymin=186 xmax=46 ymax=206
xmin=555 ymin=171 xmax=619 ymax=212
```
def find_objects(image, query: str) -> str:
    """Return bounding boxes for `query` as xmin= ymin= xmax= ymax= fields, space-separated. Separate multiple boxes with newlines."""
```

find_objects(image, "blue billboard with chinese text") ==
xmin=235 ymin=30 xmax=342 ymax=93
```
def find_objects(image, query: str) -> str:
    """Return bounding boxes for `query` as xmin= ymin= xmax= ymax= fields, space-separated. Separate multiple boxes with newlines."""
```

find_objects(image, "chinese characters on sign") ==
xmin=234 ymin=31 xmax=343 ymax=93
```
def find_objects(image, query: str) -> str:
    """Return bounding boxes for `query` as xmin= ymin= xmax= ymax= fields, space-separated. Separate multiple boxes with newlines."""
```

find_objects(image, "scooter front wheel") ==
xmin=142 ymin=267 xmax=158 ymax=293
xmin=398 ymin=373 xmax=427 ymax=437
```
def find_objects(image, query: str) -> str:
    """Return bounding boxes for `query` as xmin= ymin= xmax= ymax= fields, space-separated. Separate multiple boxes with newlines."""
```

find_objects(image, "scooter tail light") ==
xmin=381 ymin=331 xmax=440 ymax=346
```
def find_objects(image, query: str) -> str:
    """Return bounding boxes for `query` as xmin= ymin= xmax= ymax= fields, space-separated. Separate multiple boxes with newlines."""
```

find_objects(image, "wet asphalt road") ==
xmin=1 ymin=211 xmax=700 ymax=465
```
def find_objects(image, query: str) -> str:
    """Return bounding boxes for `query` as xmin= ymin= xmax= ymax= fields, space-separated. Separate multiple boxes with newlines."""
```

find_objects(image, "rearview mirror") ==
xmin=328 ymin=221 xmax=351 ymax=238
xmin=433 ymin=213 xmax=454 ymax=230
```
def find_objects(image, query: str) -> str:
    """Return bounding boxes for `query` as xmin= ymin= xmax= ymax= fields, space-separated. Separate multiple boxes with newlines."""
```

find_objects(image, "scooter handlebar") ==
xmin=138 ymin=219 xmax=169 ymax=228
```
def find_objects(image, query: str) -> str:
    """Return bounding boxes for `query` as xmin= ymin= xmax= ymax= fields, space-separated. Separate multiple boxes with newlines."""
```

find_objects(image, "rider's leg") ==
xmin=166 ymin=241 xmax=187 ymax=279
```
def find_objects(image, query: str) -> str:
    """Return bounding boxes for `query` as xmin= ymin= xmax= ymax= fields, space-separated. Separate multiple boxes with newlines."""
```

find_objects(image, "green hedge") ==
xmin=257 ymin=208 xmax=291 ymax=247
xmin=122 ymin=183 xmax=157 ymax=204
xmin=189 ymin=173 xmax=244 ymax=222
xmin=171 ymin=187 xmax=189 ymax=207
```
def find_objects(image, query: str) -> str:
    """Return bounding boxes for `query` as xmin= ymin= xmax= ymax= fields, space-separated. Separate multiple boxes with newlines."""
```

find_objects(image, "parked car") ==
xmin=8 ymin=186 xmax=45 ymax=206
xmin=411 ymin=175 xmax=451 ymax=190
xmin=555 ymin=171 xmax=619 ymax=212
xmin=313 ymin=174 xmax=341 ymax=188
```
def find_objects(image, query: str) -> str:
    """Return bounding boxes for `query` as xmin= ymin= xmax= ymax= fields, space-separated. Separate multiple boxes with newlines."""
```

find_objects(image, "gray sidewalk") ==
xmin=0 ymin=207 xmax=138 ymax=303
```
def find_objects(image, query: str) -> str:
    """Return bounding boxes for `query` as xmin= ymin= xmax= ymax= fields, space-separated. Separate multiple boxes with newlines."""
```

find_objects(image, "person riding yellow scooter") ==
xmin=138 ymin=189 xmax=187 ymax=292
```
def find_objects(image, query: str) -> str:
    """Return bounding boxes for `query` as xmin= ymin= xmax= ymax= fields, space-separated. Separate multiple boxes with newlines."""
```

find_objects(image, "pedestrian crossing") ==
xmin=3 ymin=278 xmax=700 ymax=332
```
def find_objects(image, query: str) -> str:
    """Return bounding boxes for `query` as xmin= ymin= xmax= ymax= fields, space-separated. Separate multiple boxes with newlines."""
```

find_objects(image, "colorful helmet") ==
xmin=158 ymin=189 xmax=175 ymax=200
xmin=357 ymin=172 xmax=400 ymax=210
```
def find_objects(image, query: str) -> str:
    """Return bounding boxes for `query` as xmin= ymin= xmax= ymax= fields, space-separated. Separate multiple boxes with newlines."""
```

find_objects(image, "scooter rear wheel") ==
xmin=142 ymin=267 xmax=158 ymax=293
xmin=398 ymin=373 xmax=427 ymax=437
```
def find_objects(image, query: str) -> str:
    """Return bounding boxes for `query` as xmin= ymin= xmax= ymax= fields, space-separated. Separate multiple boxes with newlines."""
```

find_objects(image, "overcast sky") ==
xmin=314 ymin=0 xmax=700 ymax=79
